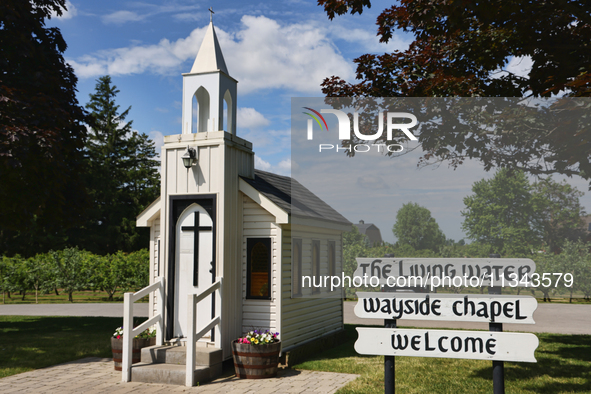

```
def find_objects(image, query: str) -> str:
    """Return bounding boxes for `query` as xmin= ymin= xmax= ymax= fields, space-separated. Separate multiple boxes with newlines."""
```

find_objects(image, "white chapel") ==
xmin=134 ymin=17 xmax=351 ymax=384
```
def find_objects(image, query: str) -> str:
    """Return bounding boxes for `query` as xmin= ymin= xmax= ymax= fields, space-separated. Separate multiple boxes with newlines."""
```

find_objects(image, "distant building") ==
xmin=354 ymin=220 xmax=383 ymax=246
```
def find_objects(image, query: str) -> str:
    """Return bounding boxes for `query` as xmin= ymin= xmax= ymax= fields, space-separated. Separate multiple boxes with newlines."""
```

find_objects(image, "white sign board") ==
xmin=355 ymin=328 xmax=539 ymax=363
xmin=353 ymin=258 xmax=536 ymax=287
xmin=354 ymin=293 xmax=537 ymax=324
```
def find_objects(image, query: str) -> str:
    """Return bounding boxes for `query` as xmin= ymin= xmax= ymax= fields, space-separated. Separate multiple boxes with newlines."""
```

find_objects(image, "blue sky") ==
xmin=48 ymin=1 xmax=590 ymax=244
xmin=48 ymin=0 xmax=410 ymax=175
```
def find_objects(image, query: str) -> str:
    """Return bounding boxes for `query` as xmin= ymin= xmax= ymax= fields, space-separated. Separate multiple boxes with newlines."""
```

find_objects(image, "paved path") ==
xmin=344 ymin=301 xmax=591 ymax=335
xmin=0 ymin=358 xmax=358 ymax=394
xmin=0 ymin=303 xmax=149 ymax=317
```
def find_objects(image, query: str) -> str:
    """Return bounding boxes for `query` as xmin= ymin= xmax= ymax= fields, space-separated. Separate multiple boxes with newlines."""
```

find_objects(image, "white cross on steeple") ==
xmin=209 ymin=7 xmax=214 ymax=23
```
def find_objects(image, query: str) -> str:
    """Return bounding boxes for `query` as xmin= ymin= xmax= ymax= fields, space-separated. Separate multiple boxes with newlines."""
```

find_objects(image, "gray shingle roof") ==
xmin=241 ymin=169 xmax=351 ymax=226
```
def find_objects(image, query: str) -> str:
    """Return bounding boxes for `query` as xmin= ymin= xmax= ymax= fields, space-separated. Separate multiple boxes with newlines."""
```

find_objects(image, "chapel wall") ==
xmin=280 ymin=224 xmax=344 ymax=351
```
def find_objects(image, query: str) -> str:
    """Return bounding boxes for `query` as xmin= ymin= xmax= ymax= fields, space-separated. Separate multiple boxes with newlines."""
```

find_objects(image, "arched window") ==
xmin=223 ymin=90 xmax=232 ymax=133
xmin=193 ymin=86 xmax=210 ymax=133
xmin=247 ymin=238 xmax=271 ymax=299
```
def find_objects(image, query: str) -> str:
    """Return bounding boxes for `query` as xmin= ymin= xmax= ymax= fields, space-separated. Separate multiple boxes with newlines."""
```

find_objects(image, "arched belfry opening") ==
xmin=223 ymin=90 xmax=232 ymax=133
xmin=182 ymin=19 xmax=238 ymax=135
xmin=192 ymin=87 xmax=210 ymax=133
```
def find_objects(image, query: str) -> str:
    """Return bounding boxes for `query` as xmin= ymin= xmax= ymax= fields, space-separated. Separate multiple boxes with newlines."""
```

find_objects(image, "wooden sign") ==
xmin=355 ymin=327 xmax=539 ymax=363
xmin=354 ymin=293 xmax=537 ymax=324
xmin=353 ymin=258 xmax=536 ymax=287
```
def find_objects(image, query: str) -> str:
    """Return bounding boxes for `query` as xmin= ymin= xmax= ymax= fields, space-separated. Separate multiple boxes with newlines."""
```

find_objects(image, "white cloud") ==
xmin=102 ymin=10 xmax=145 ymax=24
xmin=68 ymin=15 xmax=354 ymax=94
xmin=237 ymin=108 xmax=270 ymax=130
xmin=326 ymin=24 xmax=411 ymax=53
xmin=149 ymin=131 xmax=165 ymax=157
xmin=254 ymin=156 xmax=291 ymax=176
xmin=51 ymin=0 xmax=77 ymax=20
xmin=506 ymin=56 xmax=533 ymax=78
xmin=254 ymin=155 xmax=272 ymax=171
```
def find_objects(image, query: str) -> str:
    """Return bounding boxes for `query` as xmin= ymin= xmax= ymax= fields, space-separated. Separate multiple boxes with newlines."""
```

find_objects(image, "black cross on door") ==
xmin=181 ymin=212 xmax=212 ymax=286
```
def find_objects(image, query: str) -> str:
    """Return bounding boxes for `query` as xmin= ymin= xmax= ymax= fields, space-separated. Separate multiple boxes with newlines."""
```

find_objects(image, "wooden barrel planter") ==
xmin=231 ymin=340 xmax=281 ymax=379
xmin=111 ymin=337 xmax=156 ymax=371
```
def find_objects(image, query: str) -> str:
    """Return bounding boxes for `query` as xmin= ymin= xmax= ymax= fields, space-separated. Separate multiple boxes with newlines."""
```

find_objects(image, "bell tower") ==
xmin=182 ymin=14 xmax=237 ymax=135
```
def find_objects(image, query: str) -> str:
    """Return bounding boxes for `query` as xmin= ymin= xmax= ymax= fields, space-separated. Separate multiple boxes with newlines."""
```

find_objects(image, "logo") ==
xmin=303 ymin=108 xmax=418 ymax=153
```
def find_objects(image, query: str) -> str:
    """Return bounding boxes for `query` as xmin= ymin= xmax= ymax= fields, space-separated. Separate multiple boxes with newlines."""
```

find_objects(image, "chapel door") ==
xmin=173 ymin=203 xmax=214 ymax=338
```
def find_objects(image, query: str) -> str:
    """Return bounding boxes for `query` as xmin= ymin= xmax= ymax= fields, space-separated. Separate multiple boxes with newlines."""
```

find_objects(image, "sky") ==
xmin=47 ymin=1 xmax=590 ymax=244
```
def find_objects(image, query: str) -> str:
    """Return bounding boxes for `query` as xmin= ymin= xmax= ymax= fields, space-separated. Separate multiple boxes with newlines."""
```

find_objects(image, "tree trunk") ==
xmin=68 ymin=292 xmax=73 ymax=302
xmin=55 ymin=288 xmax=59 ymax=296
xmin=21 ymin=291 xmax=26 ymax=301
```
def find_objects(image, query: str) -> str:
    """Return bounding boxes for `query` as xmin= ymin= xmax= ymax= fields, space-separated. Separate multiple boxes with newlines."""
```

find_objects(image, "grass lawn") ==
xmin=0 ymin=315 xmax=147 ymax=378
xmin=295 ymin=325 xmax=591 ymax=394
xmin=1 ymin=290 xmax=148 ymax=304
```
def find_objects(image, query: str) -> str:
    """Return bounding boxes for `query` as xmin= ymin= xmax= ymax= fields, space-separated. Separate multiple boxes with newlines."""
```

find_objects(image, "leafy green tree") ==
xmin=393 ymin=202 xmax=446 ymax=252
xmin=533 ymin=253 xmax=560 ymax=302
xmin=0 ymin=0 xmax=89 ymax=257
xmin=462 ymin=169 xmax=540 ymax=256
xmin=24 ymin=254 xmax=53 ymax=304
xmin=126 ymin=249 xmax=150 ymax=290
xmin=342 ymin=226 xmax=369 ymax=298
xmin=318 ymin=2 xmax=591 ymax=187
xmin=51 ymin=247 xmax=92 ymax=302
xmin=73 ymin=75 xmax=160 ymax=254
xmin=558 ymin=240 xmax=591 ymax=303
xmin=3 ymin=255 xmax=28 ymax=300
xmin=532 ymin=177 xmax=586 ymax=253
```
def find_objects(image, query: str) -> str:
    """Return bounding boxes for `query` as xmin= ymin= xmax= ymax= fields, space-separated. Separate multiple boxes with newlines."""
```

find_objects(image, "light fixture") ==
xmin=181 ymin=145 xmax=197 ymax=169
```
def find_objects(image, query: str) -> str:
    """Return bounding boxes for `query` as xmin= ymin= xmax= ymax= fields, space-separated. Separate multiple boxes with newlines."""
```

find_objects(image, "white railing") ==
xmin=186 ymin=277 xmax=222 ymax=387
xmin=122 ymin=276 xmax=165 ymax=382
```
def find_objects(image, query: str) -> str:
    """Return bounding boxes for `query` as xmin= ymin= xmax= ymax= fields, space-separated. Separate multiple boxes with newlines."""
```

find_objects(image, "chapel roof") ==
xmin=190 ymin=21 xmax=229 ymax=75
xmin=241 ymin=169 xmax=351 ymax=226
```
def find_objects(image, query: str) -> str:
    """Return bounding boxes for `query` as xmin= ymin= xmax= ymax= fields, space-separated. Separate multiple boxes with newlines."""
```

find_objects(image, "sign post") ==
xmin=489 ymin=254 xmax=504 ymax=394
xmin=352 ymin=257 xmax=539 ymax=393
xmin=384 ymin=319 xmax=396 ymax=394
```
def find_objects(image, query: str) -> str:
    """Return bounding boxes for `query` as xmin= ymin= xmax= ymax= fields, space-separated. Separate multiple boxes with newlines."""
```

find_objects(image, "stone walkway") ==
xmin=0 ymin=358 xmax=359 ymax=394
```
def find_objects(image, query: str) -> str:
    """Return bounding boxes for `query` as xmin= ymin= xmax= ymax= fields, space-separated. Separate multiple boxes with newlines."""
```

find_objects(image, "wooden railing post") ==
xmin=156 ymin=277 xmax=164 ymax=346
xmin=122 ymin=292 xmax=133 ymax=382
xmin=214 ymin=278 xmax=222 ymax=349
xmin=186 ymin=294 xmax=196 ymax=387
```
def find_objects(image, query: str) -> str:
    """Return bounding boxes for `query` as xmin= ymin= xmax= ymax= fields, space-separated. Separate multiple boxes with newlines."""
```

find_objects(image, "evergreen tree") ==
xmin=73 ymin=76 xmax=159 ymax=254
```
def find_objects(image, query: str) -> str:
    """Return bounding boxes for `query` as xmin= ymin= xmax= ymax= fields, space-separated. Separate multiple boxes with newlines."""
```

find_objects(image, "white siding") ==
xmin=281 ymin=224 xmax=344 ymax=350
xmin=241 ymin=195 xmax=279 ymax=334
xmin=161 ymin=131 xmax=254 ymax=360
xmin=149 ymin=218 xmax=161 ymax=320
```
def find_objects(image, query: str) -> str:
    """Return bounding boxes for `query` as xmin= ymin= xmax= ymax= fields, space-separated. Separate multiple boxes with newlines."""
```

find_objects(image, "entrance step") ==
xmin=131 ymin=345 xmax=223 ymax=385
xmin=141 ymin=345 xmax=222 ymax=366
xmin=130 ymin=362 xmax=222 ymax=385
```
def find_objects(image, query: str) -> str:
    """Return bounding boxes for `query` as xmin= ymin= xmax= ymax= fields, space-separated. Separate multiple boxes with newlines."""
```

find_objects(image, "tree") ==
xmin=532 ymin=177 xmax=586 ymax=253
xmin=392 ymin=202 xmax=445 ymax=252
xmin=461 ymin=169 xmax=540 ymax=256
xmin=51 ymin=247 xmax=91 ymax=302
xmin=318 ymin=1 xmax=591 ymax=187
xmin=558 ymin=240 xmax=591 ymax=303
xmin=0 ymin=0 xmax=89 ymax=256
xmin=342 ymin=226 xmax=369 ymax=298
xmin=73 ymin=76 xmax=160 ymax=254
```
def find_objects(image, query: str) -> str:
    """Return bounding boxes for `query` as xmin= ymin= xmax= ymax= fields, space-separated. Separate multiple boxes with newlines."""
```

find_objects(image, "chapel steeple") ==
xmin=182 ymin=13 xmax=237 ymax=135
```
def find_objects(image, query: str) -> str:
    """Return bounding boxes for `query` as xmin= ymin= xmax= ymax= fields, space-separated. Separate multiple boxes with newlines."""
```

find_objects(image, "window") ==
xmin=328 ymin=241 xmax=336 ymax=278
xmin=247 ymin=238 xmax=271 ymax=299
xmin=312 ymin=240 xmax=320 ymax=294
xmin=292 ymin=239 xmax=302 ymax=297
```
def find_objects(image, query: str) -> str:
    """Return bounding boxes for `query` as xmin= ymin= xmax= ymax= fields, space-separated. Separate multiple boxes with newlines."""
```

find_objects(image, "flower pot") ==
xmin=111 ymin=337 xmax=156 ymax=371
xmin=231 ymin=340 xmax=281 ymax=379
